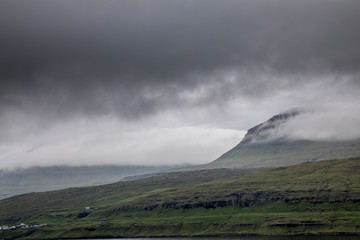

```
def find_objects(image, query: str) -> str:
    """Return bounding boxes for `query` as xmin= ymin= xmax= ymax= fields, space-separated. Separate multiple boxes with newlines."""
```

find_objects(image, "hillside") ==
xmin=123 ymin=157 xmax=360 ymax=210
xmin=1 ymin=157 xmax=359 ymax=238
xmin=0 ymin=168 xmax=261 ymax=222
xmin=0 ymin=165 xmax=183 ymax=198
xmin=174 ymin=111 xmax=360 ymax=171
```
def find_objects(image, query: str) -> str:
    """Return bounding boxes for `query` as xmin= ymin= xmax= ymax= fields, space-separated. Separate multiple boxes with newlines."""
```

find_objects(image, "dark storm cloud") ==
xmin=1 ymin=0 xmax=360 ymax=121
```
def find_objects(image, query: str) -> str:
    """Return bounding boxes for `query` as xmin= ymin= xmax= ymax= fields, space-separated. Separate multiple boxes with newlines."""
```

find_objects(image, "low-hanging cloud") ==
xmin=0 ymin=116 xmax=244 ymax=170
xmin=277 ymin=103 xmax=360 ymax=142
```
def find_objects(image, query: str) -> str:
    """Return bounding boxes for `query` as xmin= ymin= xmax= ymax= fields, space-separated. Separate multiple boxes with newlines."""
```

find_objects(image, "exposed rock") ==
xmin=77 ymin=211 xmax=91 ymax=218
xmin=113 ymin=189 xmax=360 ymax=212
xmin=268 ymin=220 xmax=324 ymax=227
xmin=240 ymin=109 xmax=301 ymax=145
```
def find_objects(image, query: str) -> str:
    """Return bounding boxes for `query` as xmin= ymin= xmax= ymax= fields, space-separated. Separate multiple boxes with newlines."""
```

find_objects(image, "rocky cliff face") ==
xmin=240 ymin=109 xmax=301 ymax=145
xmin=114 ymin=189 xmax=360 ymax=211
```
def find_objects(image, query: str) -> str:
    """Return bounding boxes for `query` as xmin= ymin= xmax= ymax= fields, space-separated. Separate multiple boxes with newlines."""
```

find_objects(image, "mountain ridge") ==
xmin=170 ymin=110 xmax=360 ymax=172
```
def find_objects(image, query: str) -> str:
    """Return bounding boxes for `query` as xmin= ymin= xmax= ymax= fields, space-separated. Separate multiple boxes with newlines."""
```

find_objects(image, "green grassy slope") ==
xmin=113 ymin=157 xmax=360 ymax=210
xmin=0 ymin=157 xmax=359 ymax=239
xmin=174 ymin=139 xmax=360 ymax=172
xmin=0 ymin=168 xmax=260 ymax=224
xmin=211 ymin=140 xmax=360 ymax=169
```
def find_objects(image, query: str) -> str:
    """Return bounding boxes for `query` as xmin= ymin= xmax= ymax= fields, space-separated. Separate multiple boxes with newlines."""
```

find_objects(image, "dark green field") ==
xmin=0 ymin=157 xmax=359 ymax=239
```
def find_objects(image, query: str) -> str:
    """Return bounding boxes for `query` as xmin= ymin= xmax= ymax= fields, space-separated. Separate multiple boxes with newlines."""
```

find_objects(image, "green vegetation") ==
xmin=178 ymin=140 xmax=360 ymax=171
xmin=0 ymin=168 xmax=259 ymax=223
xmin=0 ymin=157 xmax=359 ymax=239
xmin=1 ymin=202 xmax=360 ymax=239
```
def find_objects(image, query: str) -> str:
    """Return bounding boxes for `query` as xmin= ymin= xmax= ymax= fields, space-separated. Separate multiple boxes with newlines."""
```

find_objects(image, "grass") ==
xmin=179 ymin=139 xmax=360 ymax=171
xmin=0 ymin=168 xmax=260 ymax=223
xmin=2 ymin=203 xmax=360 ymax=239
xmin=0 ymin=157 xmax=359 ymax=239
xmin=118 ymin=157 xmax=360 ymax=209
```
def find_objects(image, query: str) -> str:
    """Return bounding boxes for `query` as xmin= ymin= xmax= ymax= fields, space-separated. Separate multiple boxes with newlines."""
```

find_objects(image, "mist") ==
xmin=0 ymin=116 xmax=244 ymax=170
xmin=278 ymin=103 xmax=360 ymax=142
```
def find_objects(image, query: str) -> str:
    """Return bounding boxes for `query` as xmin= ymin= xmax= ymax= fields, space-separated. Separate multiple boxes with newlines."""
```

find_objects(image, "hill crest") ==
xmin=172 ymin=110 xmax=360 ymax=171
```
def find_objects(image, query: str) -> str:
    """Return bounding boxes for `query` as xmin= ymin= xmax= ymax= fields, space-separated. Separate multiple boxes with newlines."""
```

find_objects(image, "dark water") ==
xmin=78 ymin=237 xmax=359 ymax=240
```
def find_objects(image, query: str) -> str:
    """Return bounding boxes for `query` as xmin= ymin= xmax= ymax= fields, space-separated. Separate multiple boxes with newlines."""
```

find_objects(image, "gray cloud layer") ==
xmin=0 ymin=0 xmax=360 ymax=167
xmin=1 ymin=0 xmax=360 ymax=120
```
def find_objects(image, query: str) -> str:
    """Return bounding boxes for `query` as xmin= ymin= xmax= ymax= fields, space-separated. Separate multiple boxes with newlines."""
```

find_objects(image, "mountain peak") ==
xmin=168 ymin=109 xmax=360 ymax=172
xmin=240 ymin=109 xmax=301 ymax=145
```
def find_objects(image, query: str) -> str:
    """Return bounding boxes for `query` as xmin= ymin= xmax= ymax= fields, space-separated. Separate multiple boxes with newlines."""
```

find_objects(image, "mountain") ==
xmin=1 ymin=111 xmax=360 ymax=238
xmin=3 ymin=109 xmax=359 ymax=198
xmin=175 ymin=110 xmax=360 ymax=171
xmin=0 ymin=165 xmax=188 ymax=198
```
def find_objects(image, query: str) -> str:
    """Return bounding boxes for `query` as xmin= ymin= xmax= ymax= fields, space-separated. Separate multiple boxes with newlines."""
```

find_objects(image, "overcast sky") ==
xmin=1 ymin=0 xmax=360 ymax=169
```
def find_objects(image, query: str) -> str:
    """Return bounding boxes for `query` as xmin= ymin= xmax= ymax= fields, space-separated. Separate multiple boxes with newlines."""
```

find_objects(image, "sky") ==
xmin=1 ymin=0 xmax=360 ymax=169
